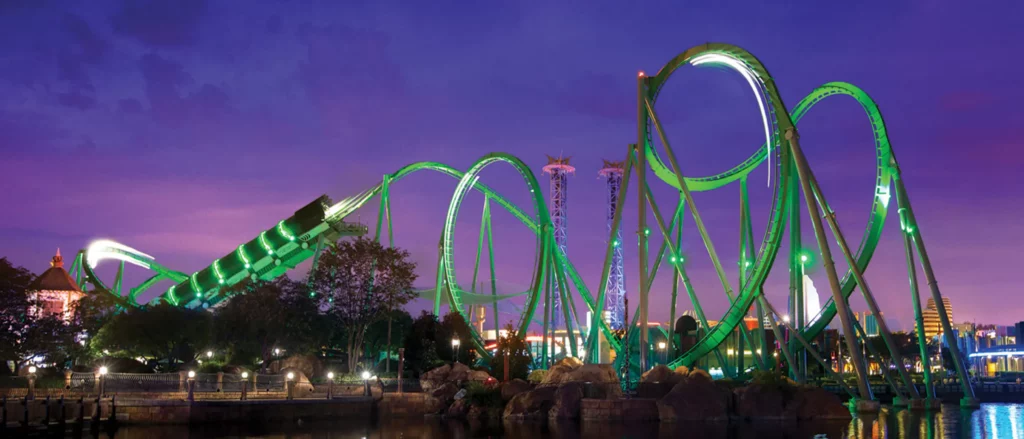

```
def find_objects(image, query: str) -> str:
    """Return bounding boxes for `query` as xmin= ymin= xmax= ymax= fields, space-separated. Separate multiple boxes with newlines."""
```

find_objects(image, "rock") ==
xmin=269 ymin=354 xmax=322 ymax=379
xmin=637 ymin=381 xmax=675 ymax=399
xmin=279 ymin=367 xmax=315 ymax=393
xmin=549 ymin=382 xmax=584 ymax=419
xmin=657 ymin=373 xmax=730 ymax=422
xmin=469 ymin=369 xmax=493 ymax=382
xmin=783 ymin=387 xmax=852 ymax=420
xmin=555 ymin=356 xmax=584 ymax=369
xmin=447 ymin=399 xmax=469 ymax=418
xmin=431 ymin=382 xmax=459 ymax=404
xmin=542 ymin=365 xmax=576 ymax=386
xmin=503 ymin=386 xmax=557 ymax=420
xmin=448 ymin=362 xmax=471 ymax=382
xmin=641 ymin=365 xmax=674 ymax=383
xmin=565 ymin=364 xmax=618 ymax=384
xmin=454 ymin=388 xmax=467 ymax=400
xmin=422 ymin=364 xmax=452 ymax=384
xmin=501 ymin=379 xmax=532 ymax=401
xmin=673 ymin=365 xmax=690 ymax=376
xmin=734 ymin=384 xmax=785 ymax=419
xmin=424 ymin=396 xmax=446 ymax=414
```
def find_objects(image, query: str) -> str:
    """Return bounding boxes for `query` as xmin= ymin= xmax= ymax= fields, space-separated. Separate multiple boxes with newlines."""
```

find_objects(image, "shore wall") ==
xmin=580 ymin=398 xmax=659 ymax=422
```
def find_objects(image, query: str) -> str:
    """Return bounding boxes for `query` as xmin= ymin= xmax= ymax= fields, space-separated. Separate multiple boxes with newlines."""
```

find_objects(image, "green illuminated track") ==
xmin=74 ymin=43 xmax=971 ymax=400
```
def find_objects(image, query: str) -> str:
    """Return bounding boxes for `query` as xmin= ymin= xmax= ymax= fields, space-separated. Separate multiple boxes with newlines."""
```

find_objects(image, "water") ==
xmin=75 ymin=403 xmax=1022 ymax=439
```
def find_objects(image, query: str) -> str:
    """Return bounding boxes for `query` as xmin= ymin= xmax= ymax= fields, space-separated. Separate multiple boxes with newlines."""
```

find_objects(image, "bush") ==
xmin=527 ymin=369 xmax=547 ymax=384
xmin=464 ymin=381 xmax=503 ymax=409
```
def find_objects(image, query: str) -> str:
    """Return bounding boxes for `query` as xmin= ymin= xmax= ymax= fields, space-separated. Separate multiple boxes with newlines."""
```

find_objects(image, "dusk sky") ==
xmin=2 ymin=1 xmax=1021 ymax=329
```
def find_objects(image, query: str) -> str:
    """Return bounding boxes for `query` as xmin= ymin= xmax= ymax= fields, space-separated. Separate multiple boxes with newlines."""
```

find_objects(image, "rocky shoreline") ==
xmin=420 ymin=360 xmax=852 ymax=423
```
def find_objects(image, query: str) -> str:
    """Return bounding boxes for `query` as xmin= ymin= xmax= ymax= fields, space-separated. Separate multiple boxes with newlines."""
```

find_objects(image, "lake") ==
xmin=76 ymin=403 xmax=1023 ymax=439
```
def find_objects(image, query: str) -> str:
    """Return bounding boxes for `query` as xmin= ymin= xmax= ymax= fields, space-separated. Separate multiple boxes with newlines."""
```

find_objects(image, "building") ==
xmin=28 ymin=249 xmax=86 ymax=322
xmin=863 ymin=311 xmax=881 ymax=338
xmin=919 ymin=297 xmax=953 ymax=341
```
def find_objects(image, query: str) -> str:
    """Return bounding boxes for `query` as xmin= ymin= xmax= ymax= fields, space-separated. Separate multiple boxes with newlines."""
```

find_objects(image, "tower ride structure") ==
xmin=599 ymin=160 xmax=627 ymax=331
xmin=542 ymin=155 xmax=575 ymax=330
xmin=72 ymin=42 xmax=976 ymax=409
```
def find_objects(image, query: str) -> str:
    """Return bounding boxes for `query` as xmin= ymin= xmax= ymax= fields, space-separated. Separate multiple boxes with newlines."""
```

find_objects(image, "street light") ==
xmin=99 ymin=366 xmax=109 ymax=376
xmin=286 ymin=372 xmax=295 ymax=381
xmin=657 ymin=342 xmax=667 ymax=364
xmin=240 ymin=371 xmax=249 ymax=401
xmin=361 ymin=370 xmax=372 ymax=397
xmin=800 ymin=254 xmax=808 ymax=263
xmin=206 ymin=350 xmax=213 ymax=359
xmin=274 ymin=348 xmax=281 ymax=356
xmin=285 ymin=372 xmax=295 ymax=400
xmin=326 ymin=372 xmax=335 ymax=399
xmin=28 ymin=366 xmax=37 ymax=374
xmin=782 ymin=315 xmax=791 ymax=323
xmin=186 ymin=370 xmax=195 ymax=401
xmin=452 ymin=338 xmax=461 ymax=363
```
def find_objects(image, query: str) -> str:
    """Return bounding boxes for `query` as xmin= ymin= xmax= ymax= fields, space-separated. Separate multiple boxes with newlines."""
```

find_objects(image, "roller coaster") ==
xmin=66 ymin=43 xmax=976 ymax=407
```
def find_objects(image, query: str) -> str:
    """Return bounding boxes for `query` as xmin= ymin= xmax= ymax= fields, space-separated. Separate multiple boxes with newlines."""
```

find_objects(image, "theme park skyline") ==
xmin=2 ymin=1 xmax=1022 ymax=328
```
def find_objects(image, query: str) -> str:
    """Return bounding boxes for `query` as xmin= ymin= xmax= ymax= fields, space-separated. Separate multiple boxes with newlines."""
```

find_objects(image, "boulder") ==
xmin=549 ymin=382 xmax=584 ymax=419
xmin=269 ymin=354 xmax=322 ymax=379
xmin=657 ymin=373 xmax=730 ymax=422
xmin=422 ymin=364 xmax=452 ymax=384
xmin=279 ymin=367 xmax=315 ymax=393
xmin=431 ymin=382 xmax=459 ymax=404
xmin=542 ymin=364 xmax=576 ymax=386
xmin=733 ymin=384 xmax=785 ymax=419
xmin=565 ymin=364 xmax=618 ymax=384
xmin=641 ymin=364 xmax=675 ymax=383
xmin=424 ymin=396 xmax=446 ymax=414
xmin=782 ymin=387 xmax=852 ymax=420
xmin=503 ymin=385 xmax=557 ymax=420
xmin=447 ymin=399 xmax=469 ymax=418
xmin=469 ymin=369 xmax=493 ymax=382
xmin=448 ymin=362 xmax=471 ymax=382
xmin=501 ymin=379 xmax=532 ymax=401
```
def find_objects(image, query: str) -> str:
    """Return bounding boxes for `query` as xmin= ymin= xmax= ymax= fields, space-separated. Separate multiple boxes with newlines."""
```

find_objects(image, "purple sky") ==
xmin=2 ymin=1 xmax=1022 ymax=329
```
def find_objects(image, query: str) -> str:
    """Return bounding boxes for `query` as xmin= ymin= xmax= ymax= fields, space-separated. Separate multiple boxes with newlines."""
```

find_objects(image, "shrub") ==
xmin=464 ymin=381 xmax=503 ymax=409
xmin=527 ymin=369 xmax=548 ymax=384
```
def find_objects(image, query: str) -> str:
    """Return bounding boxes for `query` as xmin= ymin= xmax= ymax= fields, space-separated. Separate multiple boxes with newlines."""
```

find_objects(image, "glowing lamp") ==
xmin=327 ymin=372 xmax=335 ymax=380
xmin=241 ymin=372 xmax=249 ymax=379
xmin=286 ymin=372 xmax=295 ymax=381
xmin=28 ymin=366 xmax=37 ymax=374
xmin=361 ymin=371 xmax=371 ymax=380
xmin=187 ymin=370 xmax=195 ymax=378
xmin=99 ymin=366 xmax=109 ymax=376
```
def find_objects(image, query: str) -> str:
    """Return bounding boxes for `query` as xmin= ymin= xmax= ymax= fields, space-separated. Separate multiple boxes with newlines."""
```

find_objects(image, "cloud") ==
xmin=110 ymin=0 xmax=208 ymax=48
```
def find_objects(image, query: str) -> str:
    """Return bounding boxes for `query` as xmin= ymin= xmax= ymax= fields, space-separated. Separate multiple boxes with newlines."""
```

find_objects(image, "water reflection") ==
xmin=86 ymin=403 xmax=1022 ymax=439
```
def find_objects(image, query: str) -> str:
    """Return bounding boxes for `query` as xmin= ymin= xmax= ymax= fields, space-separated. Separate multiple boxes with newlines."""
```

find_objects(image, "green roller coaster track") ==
xmin=70 ymin=43 xmax=974 ymax=405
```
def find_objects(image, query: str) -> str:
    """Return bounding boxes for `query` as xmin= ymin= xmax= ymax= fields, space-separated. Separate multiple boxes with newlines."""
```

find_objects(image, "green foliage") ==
xmin=312 ymin=237 xmax=418 ymax=373
xmin=364 ymin=309 xmax=414 ymax=368
xmin=464 ymin=380 xmax=502 ymax=409
xmin=440 ymin=311 xmax=477 ymax=365
xmin=488 ymin=322 xmax=532 ymax=381
xmin=527 ymin=369 xmax=548 ymax=384
xmin=0 ymin=257 xmax=37 ymax=373
xmin=91 ymin=303 xmax=212 ymax=370
xmin=750 ymin=370 xmax=798 ymax=391
xmin=215 ymin=278 xmax=324 ymax=371
xmin=403 ymin=311 xmax=444 ymax=375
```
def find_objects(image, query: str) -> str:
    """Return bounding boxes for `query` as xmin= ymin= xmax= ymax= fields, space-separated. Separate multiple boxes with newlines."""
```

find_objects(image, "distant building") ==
xmin=919 ymin=297 xmax=953 ymax=341
xmin=28 ymin=249 xmax=85 ymax=322
xmin=864 ymin=312 xmax=881 ymax=338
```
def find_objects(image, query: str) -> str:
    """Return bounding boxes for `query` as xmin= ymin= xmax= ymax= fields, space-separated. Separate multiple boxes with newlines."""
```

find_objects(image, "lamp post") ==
xmin=657 ymin=342 xmax=667 ymax=365
xmin=206 ymin=350 xmax=213 ymax=360
xmin=451 ymin=338 xmax=461 ymax=363
xmin=98 ymin=366 xmax=109 ymax=398
xmin=361 ymin=371 xmax=371 ymax=397
xmin=326 ymin=372 xmax=334 ymax=400
xmin=397 ymin=348 xmax=405 ymax=394
xmin=27 ymin=366 xmax=37 ymax=400
xmin=240 ymin=372 xmax=249 ymax=400
xmin=286 ymin=372 xmax=295 ymax=400
xmin=186 ymin=370 xmax=195 ymax=402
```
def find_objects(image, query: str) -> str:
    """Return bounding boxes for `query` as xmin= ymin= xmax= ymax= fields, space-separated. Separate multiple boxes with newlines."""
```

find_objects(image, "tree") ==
xmin=403 ymin=311 xmax=444 ymax=376
xmin=440 ymin=311 xmax=477 ymax=365
xmin=489 ymin=323 xmax=532 ymax=380
xmin=0 ymin=257 xmax=35 ymax=374
xmin=364 ymin=309 xmax=413 ymax=372
xmin=311 ymin=237 xmax=417 ymax=373
xmin=92 ymin=304 xmax=212 ymax=370
xmin=214 ymin=278 xmax=324 ymax=371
